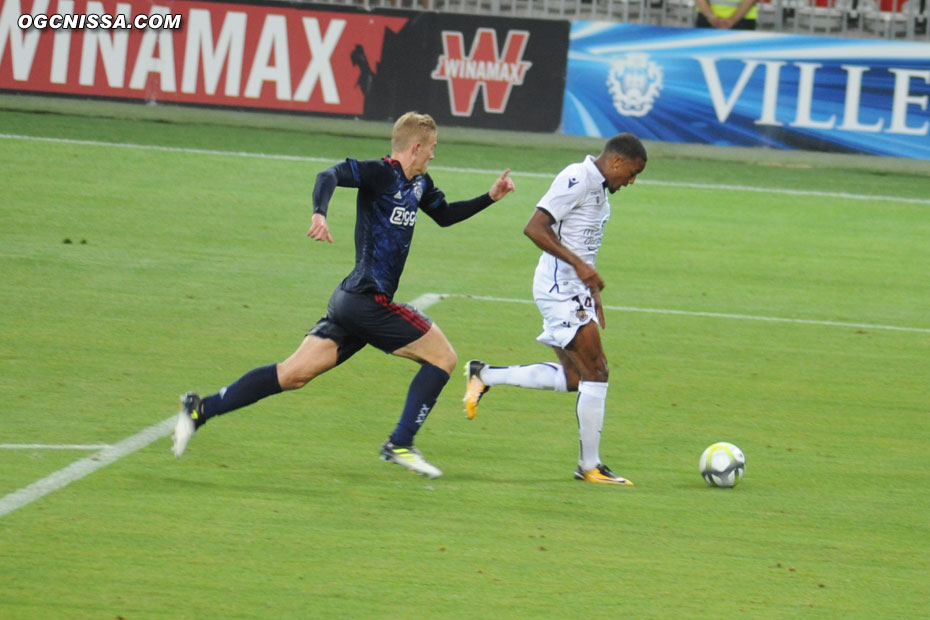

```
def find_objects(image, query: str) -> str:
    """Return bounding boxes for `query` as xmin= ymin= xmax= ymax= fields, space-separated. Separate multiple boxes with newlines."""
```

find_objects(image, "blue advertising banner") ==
xmin=563 ymin=23 xmax=930 ymax=159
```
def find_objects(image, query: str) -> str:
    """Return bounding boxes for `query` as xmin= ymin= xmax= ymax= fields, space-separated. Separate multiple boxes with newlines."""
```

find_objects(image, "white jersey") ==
xmin=533 ymin=155 xmax=610 ymax=299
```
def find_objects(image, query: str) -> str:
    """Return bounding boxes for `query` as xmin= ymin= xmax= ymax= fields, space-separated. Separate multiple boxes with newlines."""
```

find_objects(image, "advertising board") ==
xmin=1 ymin=0 xmax=568 ymax=130
xmin=563 ymin=23 xmax=930 ymax=159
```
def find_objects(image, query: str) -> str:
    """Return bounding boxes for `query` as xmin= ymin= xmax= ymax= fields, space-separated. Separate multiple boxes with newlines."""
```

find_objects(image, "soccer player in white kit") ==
xmin=463 ymin=134 xmax=647 ymax=485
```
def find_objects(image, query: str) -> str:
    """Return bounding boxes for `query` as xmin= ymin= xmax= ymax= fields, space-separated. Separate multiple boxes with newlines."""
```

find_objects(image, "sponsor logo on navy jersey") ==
xmin=390 ymin=206 xmax=417 ymax=227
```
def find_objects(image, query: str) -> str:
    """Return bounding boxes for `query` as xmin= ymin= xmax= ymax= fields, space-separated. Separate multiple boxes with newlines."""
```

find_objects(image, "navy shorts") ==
xmin=308 ymin=288 xmax=433 ymax=365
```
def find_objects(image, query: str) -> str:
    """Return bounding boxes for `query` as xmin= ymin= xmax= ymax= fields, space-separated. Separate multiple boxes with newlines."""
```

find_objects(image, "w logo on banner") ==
xmin=431 ymin=28 xmax=533 ymax=117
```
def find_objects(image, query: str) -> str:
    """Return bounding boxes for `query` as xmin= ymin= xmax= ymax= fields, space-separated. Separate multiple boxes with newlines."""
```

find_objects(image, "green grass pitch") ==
xmin=1 ymin=99 xmax=928 ymax=619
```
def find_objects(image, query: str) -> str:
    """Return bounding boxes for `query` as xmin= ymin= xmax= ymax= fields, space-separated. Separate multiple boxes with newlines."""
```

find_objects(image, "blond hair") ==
xmin=391 ymin=112 xmax=437 ymax=153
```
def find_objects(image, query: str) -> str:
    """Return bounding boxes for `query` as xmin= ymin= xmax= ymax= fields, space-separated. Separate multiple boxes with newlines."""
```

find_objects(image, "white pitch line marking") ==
xmin=0 ymin=417 xmax=175 ymax=518
xmin=0 ymin=444 xmax=111 ymax=450
xmin=436 ymin=293 xmax=930 ymax=334
xmin=1 ymin=133 xmax=928 ymax=206
xmin=0 ymin=296 xmax=443 ymax=519
xmin=408 ymin=293 xmax=444 ymax=311
xmin=0 ymin=132 xmax=334 ymax=164
xmin=2 ymin=287 xmax=924 ymax=518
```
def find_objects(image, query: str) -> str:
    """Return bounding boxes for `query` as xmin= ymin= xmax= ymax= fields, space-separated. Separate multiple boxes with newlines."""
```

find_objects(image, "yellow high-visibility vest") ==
xmin=702 ymin=0 xmax=759 ymax=19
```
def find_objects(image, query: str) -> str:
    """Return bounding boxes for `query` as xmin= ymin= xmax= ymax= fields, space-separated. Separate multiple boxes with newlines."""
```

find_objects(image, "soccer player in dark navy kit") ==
xmin=172 ymin=112 xmax=515 ymax=477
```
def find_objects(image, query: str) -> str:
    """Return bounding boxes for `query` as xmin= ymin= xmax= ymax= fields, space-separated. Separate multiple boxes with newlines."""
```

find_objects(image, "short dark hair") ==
xmin=604 ymin=133 xmax=647 ymax=162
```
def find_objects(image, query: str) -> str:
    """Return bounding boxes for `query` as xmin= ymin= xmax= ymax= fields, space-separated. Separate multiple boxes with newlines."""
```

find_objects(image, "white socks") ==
xmin=576 ymin=381 xmax=607 ymax=471
xmin=479 ymin=365 xmax=607 ymax=471
xmin=480 ymin=363 xmax=568 ymax=392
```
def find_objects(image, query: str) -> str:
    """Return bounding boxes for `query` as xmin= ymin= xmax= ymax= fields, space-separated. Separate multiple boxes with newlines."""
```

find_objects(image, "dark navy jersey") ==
xmin=312 ymin=157 xmax=494 ymax=299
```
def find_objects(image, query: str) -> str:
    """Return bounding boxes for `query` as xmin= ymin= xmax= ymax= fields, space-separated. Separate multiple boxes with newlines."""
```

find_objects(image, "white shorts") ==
xmin=533 ymin=281 xmax=597 ymax=349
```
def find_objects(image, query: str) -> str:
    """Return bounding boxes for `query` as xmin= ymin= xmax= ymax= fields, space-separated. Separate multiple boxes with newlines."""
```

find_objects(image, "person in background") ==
xmin=695 ymin=0 xmax=759 ymax=29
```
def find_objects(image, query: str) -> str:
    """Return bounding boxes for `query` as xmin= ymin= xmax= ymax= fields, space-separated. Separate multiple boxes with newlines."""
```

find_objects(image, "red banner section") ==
xmin=0 ymin=0 xmax=408 ymax=114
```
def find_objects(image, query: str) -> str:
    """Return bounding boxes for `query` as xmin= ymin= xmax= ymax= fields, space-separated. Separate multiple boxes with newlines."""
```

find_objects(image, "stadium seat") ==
xmin=756 ymin=0 xmax=785 ymax=31
xmin=664 ymin=0 xmax=697 ymax=26
xmin=859 ymin=0 xmax=918 ymax=38
xmin=326 ymin=0 xmax=927 ymax=39
xmin=794 ymin=0 xmax=853 ymax=33
xmin=609 ymin=0 xmax=648 ymax=23
xmin=923 ymin=0 xmax=930 ymax=39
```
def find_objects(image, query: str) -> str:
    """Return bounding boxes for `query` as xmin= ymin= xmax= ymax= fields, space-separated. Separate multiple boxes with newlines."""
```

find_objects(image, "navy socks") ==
xmin=199 ymin=364 xmax=282 ymax=424
xmin=196 ymin=362 xmax=448 ymax=447
xmin=389 ymin=363 xmax=450 ymax=447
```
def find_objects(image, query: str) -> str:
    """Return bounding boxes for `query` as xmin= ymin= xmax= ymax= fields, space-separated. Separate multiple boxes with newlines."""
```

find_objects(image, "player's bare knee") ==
xmin=436 ymin=348 xmax=458 ymax=375
xmin=562 ymin=365 xmax=582 ymax=392
xmin=281 ymin=379 xmax=296 ymax=391
xmin=427 ymin=325 xmax=457 ymax=373
xmin=580 ymin=362 xmax=609 ymax=384
xmin=430 ymin=332 xmax=457 ymax=373
xmin=278 ymin=374 xmax=303 ymax=391
xmin=277 ymin=365 xmax=313 ymax=391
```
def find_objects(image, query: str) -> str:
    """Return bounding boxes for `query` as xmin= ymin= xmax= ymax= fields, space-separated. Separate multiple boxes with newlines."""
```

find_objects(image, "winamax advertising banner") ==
xmin=563 ymin=22 xmax=930 ymax=159
xmin=359 ymin=12 xmax=568 ymax=131
xmin=0 ymin=0 xmax=567 ymax=130
xmin=0 ymin=0 xmax=408 ymax=115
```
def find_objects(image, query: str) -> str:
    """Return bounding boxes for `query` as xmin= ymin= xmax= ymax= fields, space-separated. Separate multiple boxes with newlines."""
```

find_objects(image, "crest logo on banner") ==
xmin=431 ymin=28 xmax=533 ymax=117
xmin=606 ymin=53 xmax=663 ymax=117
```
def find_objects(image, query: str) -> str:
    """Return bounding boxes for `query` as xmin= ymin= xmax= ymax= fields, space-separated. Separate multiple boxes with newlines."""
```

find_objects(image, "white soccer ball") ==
xmin=699 ymin=442 xmax=745 ymax=488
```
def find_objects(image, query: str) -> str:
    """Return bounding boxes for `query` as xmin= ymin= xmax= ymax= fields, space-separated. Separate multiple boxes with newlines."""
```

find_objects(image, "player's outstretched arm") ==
xmin=424 ymin=169 xmax=513 ymax=227
xmin=489 ymin=169 xmax=515 ymax=201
